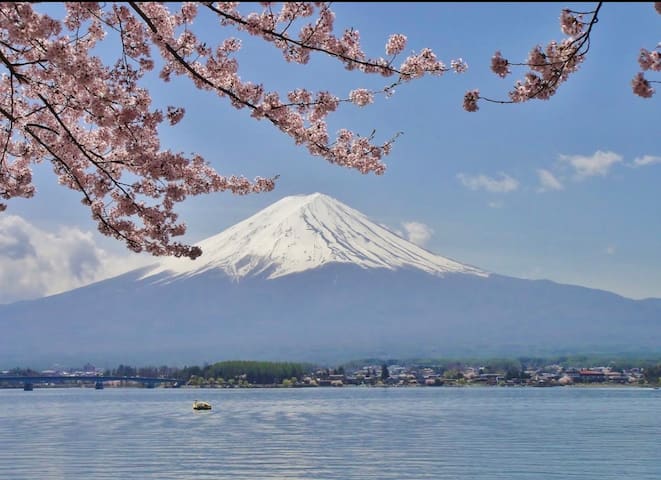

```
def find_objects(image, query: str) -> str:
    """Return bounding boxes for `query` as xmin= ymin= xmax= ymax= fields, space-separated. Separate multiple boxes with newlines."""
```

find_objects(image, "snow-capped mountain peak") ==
xmin=141 ymin=192 xmax=488 ymax=281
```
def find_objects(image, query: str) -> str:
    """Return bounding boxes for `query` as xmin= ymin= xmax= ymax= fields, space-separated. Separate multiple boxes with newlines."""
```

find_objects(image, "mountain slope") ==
xmin=0 ymin=192 xmax=659 ymax=368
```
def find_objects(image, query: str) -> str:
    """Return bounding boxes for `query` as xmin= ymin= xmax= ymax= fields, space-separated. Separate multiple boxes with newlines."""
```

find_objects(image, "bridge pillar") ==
xmin=23 ymin=382 xmax=33 ymax=391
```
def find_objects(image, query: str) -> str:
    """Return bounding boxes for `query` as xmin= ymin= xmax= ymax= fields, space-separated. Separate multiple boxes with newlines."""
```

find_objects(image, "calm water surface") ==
xmin=0 ymin=386 xmax=659 ymax=479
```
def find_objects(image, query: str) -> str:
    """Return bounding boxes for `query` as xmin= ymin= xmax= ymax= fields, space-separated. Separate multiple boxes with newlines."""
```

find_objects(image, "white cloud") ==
xmin=457 ymin=172 xmax=519 ymax=193
xmin=488 ymin=200 xmax=504 ymax=208
xmin=0 ymin=215 xmax=153 ymax=304
xmin=401 ymin=221 xmax=434 ymax=246
xmin=559 ymin=150 xmax=622 ymax=179
xmin=632 ymin=155 xmax=661 ymax=167
xmin=537 ymin=169 xmax=564 ymax=192
xmin=604 ymin=245 xmax=616 ymax=255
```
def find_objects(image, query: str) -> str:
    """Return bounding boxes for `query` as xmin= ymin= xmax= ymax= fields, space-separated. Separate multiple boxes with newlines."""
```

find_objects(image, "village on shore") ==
xmin=184 ymin=363 xmax=657 ymax=388
xmin=302 ymin=364 xmax=655 ymax=388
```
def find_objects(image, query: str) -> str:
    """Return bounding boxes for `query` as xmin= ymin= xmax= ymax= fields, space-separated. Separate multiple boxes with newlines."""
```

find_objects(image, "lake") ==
xmin=1 ymin=386 xmax=659 ymax=479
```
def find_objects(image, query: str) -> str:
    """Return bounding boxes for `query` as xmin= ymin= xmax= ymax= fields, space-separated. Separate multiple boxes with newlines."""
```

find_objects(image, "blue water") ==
xmin=0 ymin=386 xmax=658 ymax=479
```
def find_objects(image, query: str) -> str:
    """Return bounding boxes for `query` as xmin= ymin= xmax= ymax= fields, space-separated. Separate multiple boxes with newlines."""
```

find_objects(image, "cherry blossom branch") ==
xmin=463 ymin=3 xmax=603 ymax=111
xmin=23 ymin=123 xmax=142 ymax=251
xmin=631 ymin=3 xmax=661 ymax=98
xmin=129 ymin=2 xmax=463 ymax=176
xmin=202 ymin=2 xmax=437 ymax=78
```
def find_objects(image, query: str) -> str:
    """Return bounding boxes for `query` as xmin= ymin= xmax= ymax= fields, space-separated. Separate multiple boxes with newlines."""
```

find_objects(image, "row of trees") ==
xmin=104 ymin=364 xmax=179 ymax=378
xmin=178 ymin=360 xmax=312 ymax=385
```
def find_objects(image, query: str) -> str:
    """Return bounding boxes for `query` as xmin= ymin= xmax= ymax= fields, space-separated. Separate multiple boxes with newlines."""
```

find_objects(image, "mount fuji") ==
xmin=1 ymin=192 xmax=659 ymax=368
xmin=141 ymin=192 xmax=487 ymax=282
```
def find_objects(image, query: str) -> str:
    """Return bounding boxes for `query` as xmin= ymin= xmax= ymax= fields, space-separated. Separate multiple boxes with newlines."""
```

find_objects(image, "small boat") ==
xmin=193 ymin=400 xmax=212 ymax=411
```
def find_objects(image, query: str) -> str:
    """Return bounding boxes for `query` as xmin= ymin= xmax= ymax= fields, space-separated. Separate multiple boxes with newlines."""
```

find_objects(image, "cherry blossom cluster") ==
xmin=0 ymin=2 xmax=458 ymax=258
xmin=464 ymin=4 xmax=601 ymax=111
xmin=632 ymin=3 xmax=661 ymax=98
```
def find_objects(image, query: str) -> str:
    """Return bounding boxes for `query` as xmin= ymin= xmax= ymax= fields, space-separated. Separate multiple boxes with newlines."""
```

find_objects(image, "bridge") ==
xmin=0 ymin=375 xmax=181 ymax=390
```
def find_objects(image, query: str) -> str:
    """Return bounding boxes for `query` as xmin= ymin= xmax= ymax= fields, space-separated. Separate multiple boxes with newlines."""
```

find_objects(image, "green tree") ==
xmin=643 ymin=364 xmax=661 ymax=385
xmin=381 ymin=364 xmax=390 ymax=381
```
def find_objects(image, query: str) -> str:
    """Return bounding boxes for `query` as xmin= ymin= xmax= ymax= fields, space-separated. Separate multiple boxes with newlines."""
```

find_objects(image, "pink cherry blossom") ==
xmin=386 ymin=34 xmax=407 ymax=56
xmin=491 ymin=51 xmax=510 ymax=78
xmin=631 ymin=4 xmax=660 ymax=98
xmin=463 ymin=90 xmax=480 ymax=112
xmin=451 ymin=58 xmax=468 ymax=74
xmin=559 ymin=9 xmax=584 ymax=37
xmin=632 ymin=72 xmax=655 ymax=98
xmin=465 ymin=4 xmax=601 ymax=111
xmin=638 ymin=48 xmax=661 ymax=72
xmin=166 ymin=107 xmax=185 ymax=125
xmin=349 ymin=89 xmax=374 ymax=107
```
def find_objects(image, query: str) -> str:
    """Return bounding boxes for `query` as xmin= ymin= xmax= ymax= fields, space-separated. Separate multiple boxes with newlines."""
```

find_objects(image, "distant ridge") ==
xmin=141 ymin=192 xmax=487 ymax=281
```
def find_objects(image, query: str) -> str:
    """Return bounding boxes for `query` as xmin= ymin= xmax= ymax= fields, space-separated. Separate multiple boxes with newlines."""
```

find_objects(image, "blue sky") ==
xmin=2 ymin=2 xmax=660 ymax=303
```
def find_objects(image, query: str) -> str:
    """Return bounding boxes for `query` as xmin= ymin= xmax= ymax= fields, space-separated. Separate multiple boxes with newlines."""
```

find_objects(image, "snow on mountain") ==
xmin=141 ymin=192 xmax=487 ymax=281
